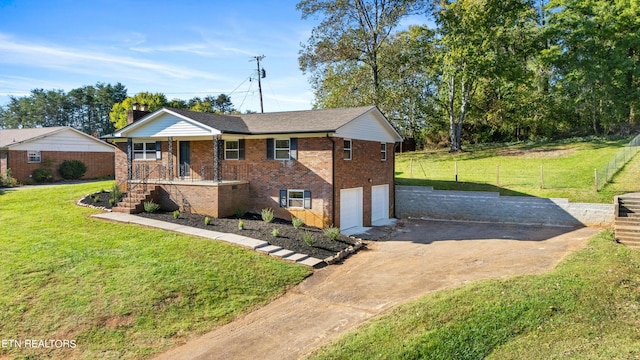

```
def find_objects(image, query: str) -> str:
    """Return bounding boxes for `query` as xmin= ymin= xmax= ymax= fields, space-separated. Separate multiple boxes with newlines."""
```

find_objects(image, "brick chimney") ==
xmin=127 ymin=103 xmax=151 ymax=125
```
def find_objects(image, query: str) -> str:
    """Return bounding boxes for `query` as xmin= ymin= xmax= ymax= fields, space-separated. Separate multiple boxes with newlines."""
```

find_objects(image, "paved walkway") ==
xmin=145 ymin=219 xmax=599 ymax=360
xmin=92 ymin=212 xmax=325 ymax=267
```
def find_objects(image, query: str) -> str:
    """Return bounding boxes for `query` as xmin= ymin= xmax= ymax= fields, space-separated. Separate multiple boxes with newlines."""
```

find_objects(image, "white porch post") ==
xmin=213 ymin=135 xmax=222 ymax=182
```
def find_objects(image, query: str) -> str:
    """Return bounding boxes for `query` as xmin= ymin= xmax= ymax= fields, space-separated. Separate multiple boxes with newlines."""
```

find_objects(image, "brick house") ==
xmin=104 ymin=106 xmax=402 ymax=230
xmin=0 ymin=126 xmax=115 ymax=183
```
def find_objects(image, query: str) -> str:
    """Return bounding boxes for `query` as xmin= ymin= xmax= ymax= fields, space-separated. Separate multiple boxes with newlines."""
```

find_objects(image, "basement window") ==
xmin=279 ymin=189 xmax=311 ymax=209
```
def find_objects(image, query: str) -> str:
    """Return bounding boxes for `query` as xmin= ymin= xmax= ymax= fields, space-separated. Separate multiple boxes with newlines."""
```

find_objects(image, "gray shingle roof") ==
xmin=0 ymin=127 xmax=66 ymax=148
xmin=167 ymin=106 xmax=377 ymax=134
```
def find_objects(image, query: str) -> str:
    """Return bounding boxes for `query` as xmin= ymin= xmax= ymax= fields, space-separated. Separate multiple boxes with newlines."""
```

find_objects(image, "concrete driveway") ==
xmin=154 ymin=219 xmax=600 ymax=360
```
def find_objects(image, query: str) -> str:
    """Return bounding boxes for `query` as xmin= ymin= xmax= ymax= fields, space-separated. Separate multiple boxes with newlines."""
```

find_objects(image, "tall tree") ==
xmin=435 ymin=0 xmax=537 ymax=151
xmin=298 ymin=0 xmax=431 ymax=106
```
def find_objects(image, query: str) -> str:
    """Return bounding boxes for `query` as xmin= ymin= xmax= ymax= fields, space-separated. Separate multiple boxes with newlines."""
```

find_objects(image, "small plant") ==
xmin=204 ymin=216 xmax=211 ymax=226
xmin=173 ymin=210 xmax=180 ymax=219
xmin=238 ymin=219 xmax=244 ymax=230
xmin=109 ymin=184 xmax=123 ymax=205
xmin=143 ymin=200 xmax=161 ymax=213
xmin=234 ymin=207 xmax=246 ymax=218
xmin=272 ymin=228 xmax=279 ymax=237
xmin=292 ymin=217 xmax=304 ymax=229
xmin=91 ymin=194 xmax=100 ymax=203
xmin=302 ymin=231 xmax=314 ymax=246
xmin=58 ymin=160 xmax=87 ymax=180
xmin=261 ymin=208 xmax=274 ymax=223
xmin=323 ymin=226 xmax=341 ymax=241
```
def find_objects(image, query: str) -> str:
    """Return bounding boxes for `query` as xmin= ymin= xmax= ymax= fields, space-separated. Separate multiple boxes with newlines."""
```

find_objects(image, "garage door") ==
xmin=371 ymin=184 xmax=390 ymax=223
xmin=340 ymin=187 xmax=363 ymax=231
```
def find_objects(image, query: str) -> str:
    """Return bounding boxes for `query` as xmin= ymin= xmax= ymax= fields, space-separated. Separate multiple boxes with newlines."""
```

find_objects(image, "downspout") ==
xmin=327 ymin=133 xmax=336 ymax=228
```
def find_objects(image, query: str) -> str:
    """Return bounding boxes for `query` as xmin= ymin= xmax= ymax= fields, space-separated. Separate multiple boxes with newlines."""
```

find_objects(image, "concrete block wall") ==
xmin=396 ymin=186 xmax=613 ymax=228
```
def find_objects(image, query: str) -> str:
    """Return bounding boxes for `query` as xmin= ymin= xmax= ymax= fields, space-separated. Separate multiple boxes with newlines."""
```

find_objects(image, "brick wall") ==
xmin=333 ymin=139 xmax=395 ymax=228
xmin=152 ymin=182 xmax=249 ymax=218
xmin=113 ymin=137 xmax=396 ymax=229
xmin=0 ymin=151 xmax=7 ymax=177
xmin=8 ymin=150 xmax=114 ymax=183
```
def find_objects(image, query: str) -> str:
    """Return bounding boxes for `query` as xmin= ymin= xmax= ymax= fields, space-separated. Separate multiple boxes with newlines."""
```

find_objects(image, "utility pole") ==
xmin=250 ymin=55 xmax=266 ymax=113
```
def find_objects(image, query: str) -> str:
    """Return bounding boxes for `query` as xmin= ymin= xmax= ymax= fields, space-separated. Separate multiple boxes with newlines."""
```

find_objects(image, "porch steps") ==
xmin=113 ymin=185 xmax=161 ymax=214
xmin=614 ymin=194 xmax=640 ymax=250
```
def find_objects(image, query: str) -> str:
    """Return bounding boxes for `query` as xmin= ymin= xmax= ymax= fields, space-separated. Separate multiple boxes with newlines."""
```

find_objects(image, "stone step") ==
xmin=614 ymin=224 xmax=640 ymax=233
xmin=615 ymin=219 xmax=640 ymax=227
xmin=617 ymin=237 xmax=640 ymax=249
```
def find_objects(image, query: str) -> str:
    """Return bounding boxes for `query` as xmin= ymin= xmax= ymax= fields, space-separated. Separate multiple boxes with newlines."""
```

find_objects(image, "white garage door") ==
xmin=371 ymin=184 xmax=390 ymax=223
xmin=340 ymin=187 xmax=363 ymax=231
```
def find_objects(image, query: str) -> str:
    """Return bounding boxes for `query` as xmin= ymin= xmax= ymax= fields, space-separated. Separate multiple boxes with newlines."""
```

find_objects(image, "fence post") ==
xmin=540 ymin=165 xmax=544 ymax=189
xmin=594 ymin=168 xmax=598 ymax=192
xmin=496 ymin=164 xmax=500 ymax=186
xmin=455 ymin=161 xmax=458 ymax=182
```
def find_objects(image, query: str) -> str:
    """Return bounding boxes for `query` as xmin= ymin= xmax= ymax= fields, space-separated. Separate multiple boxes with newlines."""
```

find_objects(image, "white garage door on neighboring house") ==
xmin=340 ymin=187 xmax=363 ymax=231
xmin=371 ymin=184 xmax=390 ymax=224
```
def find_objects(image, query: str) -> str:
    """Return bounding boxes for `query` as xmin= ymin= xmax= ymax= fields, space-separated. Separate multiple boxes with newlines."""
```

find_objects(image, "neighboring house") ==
xmin=104 ymin=106 xmax=402 ymax=230
xmin=0 ymin=126 xmax=115 ymax=183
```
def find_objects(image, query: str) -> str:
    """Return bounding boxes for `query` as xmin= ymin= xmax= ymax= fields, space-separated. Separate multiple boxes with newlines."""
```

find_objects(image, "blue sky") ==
xmin=0 ymin=0 xmax=320 ymax=113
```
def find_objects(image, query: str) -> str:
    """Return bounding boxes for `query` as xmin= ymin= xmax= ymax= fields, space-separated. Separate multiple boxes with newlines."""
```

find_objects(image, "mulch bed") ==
xmin=80 ymin=191 xmax=361 ymax=261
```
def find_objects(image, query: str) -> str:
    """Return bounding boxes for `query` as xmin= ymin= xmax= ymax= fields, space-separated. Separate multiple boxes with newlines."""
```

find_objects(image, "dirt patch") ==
xmin=497 ymin=146 xmax=575 ymax=158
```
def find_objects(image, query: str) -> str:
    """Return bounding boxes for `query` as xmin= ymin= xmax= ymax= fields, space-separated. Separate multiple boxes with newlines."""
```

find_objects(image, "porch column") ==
xmin=213 ymin=135 xmax=222 ymax=182
xmin=167 ymin=136 xmax=174 ymax=180
xmin=126 ymin=138 xmax=133 ymax=180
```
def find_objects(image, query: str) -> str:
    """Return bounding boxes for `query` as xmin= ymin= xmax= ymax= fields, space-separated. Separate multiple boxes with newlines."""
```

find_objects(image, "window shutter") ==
xmin=303 ymin=190 xmax=311 ymax=209
xmin=239 ymin=139 xmax=245 ymax=160
xmin=266 ymin=138 xmax=274 ymax=160
xmin=155 ymin=141 xmax=162 ymax=160
xmin=279 ymin=189 xmax=287 ymax=207
xmin=290 ymin=138 xmax=298 ymax=160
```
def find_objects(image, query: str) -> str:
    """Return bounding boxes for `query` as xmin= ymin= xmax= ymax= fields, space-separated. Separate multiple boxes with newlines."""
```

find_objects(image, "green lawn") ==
xmin=396 ymin=138 xmax=640 ymax=203
xmin=310 ymin=231 xmax=640 ymax=359
xmin=0 ymin=181 xmax=311 ymax=359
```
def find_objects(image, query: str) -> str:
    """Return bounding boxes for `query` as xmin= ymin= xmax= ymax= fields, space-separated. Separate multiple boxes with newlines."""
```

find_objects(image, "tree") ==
xmin=298 ymin=0 xmax=431 ymax=106
xmin=109 ymin=92 xmax=168 ymax=129
xmin=435 ymin=0 xmax=537 ymax=151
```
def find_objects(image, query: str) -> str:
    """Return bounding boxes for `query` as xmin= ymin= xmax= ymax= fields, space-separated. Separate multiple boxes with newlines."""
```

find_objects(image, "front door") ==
xmin=179 ymin=141 xmax=190 ymax=177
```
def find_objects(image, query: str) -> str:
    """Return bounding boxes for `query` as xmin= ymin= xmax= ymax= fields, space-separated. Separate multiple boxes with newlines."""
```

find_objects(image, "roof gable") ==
xmin=0 ymin=126 xmax=114 ymax=152
xmin=335 ymin=107 xmax=402 ymax=143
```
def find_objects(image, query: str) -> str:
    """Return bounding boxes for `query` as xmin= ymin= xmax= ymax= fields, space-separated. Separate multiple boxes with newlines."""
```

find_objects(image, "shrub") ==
xmin=1 ymin=169 xmax=18 ymax=187
xmin=302 ymin=231 xmax=314 ymax=246
xmin=58 ymin=160 xmax=87 ymax=180
xmin=261 ymin=208 xmax=274 ymax=223
xmin=173 ymin=210 xmax=180 ymax=219
xmin=204 ymin=216 xmax=211 ymax=226
xmin=143 ymin=200 xmax=161 ymax=213
xmin=272 ymin=228 xmax=279 ymax=237
xmin=292 ymin=217 xmax=304 ymax=229
xmin=32 ymin=167 xmax=53 ymax=183
xmin=238 ymin=219 xmax=244 ymax=230
xmin=234 ymin=207 xmax=246 ymax=218
xmin=109 ymin=184 xmax=123 ymax=205
xmin=91 ymin=194 xmax=100 ymax=203
xmin=323 ymin=226 xmax=341 ymax=241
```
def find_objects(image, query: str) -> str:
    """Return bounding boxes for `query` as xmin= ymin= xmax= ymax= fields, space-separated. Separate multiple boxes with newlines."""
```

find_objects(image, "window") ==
xmin=133 ymin=142 xmax=159 ymax=160
xmin=381 ymin=143 xmax=387 ymax=161
xmin=225 ymin=140 xmax=239 ymax=160
xmin=275 ymin=139 xmax=290 ymax=160
xmin=27 ymin=151 xmax=41 ymax=163
xmin=343 ymin=139 xmax=352 ymax=160
xmin=288 ymin=190 xmax=304 ymax=208
xmin=279 ymin=189 xmax=311 ymax=209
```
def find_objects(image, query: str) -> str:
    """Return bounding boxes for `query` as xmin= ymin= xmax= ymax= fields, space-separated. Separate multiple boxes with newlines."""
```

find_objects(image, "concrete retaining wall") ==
xmin=396 ymin=186 xmax=613 ymax=228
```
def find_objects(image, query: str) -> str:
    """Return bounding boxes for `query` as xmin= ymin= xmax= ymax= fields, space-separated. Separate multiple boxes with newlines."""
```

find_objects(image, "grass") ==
xmin=310 ymin=231 xmax=640 ymax=359
xmin=0 ymin=181 xmax=311 ymax=359
xmin=396 ymin=138 xmax=640 ymax=203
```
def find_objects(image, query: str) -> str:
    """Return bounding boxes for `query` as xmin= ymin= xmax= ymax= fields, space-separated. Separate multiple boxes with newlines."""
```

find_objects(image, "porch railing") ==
xmin=130 ymin=162 xmax=249 ymax=182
